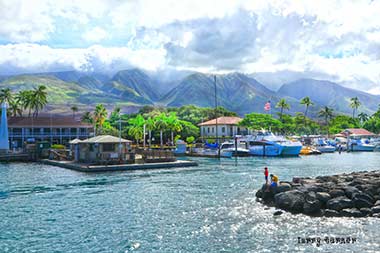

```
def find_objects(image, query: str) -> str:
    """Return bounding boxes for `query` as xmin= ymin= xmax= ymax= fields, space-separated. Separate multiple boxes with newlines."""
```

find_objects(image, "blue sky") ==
xmin=0 ymin=0 xmax=379 ymax=93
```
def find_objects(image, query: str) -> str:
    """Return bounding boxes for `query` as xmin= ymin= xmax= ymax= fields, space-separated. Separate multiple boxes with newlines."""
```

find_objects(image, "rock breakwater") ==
xmin=256 ymin=170 xmax=380 ymax=217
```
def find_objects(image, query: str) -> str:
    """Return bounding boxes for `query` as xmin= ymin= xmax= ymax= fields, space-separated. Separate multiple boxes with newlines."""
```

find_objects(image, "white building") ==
xmin=198 ymin=116 xmax=248 ymax=138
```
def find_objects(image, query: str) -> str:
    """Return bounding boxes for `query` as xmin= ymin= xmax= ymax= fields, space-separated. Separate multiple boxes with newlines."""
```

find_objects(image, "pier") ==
xmin=41 ymin=159 xmax=198 ymax=172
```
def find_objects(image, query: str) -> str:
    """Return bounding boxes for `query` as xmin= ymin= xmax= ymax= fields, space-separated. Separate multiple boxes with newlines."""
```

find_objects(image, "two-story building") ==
xmin=198 ymin=116 xmax=248 ymax=139
xmin=8 ymin=116 xmax=94 ymax=148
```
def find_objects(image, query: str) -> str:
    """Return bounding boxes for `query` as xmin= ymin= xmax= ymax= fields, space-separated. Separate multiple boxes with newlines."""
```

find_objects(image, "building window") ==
xmin=212 ymin=127 xmax=214 ymax=133
xmin=103 ymin=143 xmax=115 ymax=152
xmin=208 ymin=127 xmax=210 ymax=133
xmin=222 ymin=127 xmax=225 ymax=133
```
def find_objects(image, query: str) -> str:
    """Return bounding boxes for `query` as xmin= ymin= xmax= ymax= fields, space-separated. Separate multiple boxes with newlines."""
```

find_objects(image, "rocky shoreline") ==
xmin=256 ymin=170 xmax=380 ymax=217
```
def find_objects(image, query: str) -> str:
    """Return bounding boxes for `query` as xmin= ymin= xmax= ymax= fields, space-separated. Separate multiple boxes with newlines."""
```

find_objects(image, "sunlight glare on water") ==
xmin=1 ymin=153 xmax=380 ymax=252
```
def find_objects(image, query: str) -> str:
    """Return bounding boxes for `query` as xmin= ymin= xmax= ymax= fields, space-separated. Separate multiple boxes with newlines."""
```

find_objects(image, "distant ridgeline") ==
xmin=1 ymin=69 xmax=379 ymax=117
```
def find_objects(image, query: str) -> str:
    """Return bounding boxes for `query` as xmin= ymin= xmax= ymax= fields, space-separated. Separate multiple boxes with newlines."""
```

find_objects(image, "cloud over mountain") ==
xmin=0 ymin=0 xmax=379 ymax=93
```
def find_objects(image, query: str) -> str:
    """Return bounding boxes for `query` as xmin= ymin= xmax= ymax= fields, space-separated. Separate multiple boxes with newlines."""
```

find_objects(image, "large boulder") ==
xmin=371 ymin=206 xmax=380 ymax=214
xmin=352 ymin=192 xmax=374 ymax=204
xmin=316 ymin=192 xmax=331 ymax=204
xmin=326 ymin=197 xmax=354 ymax=211
xmin=324 ymin=209 xmax=340 ymax=217
xmin=274 ymin=190 xmax=305 ymax=213
xmin=303 ymin=199 xmax=322 ymax=215
xmin=344 ymin=186 xmax=360 ymax=199
xmin=275 ymin=183 xmax=292 ymax=194
xmin=353 ymin=197 xmax=373 ymax=209
xmin=359 ymin=208 xmax=373 ymax=216
xmin=340 ymin=208 xmax=366 ymax=217
xmin=329 ymin=189 xmax=346 ymax=198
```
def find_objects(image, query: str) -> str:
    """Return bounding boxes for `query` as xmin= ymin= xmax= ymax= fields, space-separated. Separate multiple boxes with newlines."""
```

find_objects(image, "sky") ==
xmin=0 ymin=0 xmax=380 ymax=93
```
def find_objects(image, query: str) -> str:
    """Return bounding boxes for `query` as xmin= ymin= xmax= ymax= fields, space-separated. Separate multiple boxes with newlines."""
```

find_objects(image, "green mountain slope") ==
xmin=160 ymin=73 xmax=306 ymax=116
xmin=278 ymin=79 xmax=380 ymax=115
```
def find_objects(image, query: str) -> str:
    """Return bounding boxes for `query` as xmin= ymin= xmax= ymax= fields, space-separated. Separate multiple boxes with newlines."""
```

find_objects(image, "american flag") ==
xmin=264 ymin=101 xmax=271 ymax=111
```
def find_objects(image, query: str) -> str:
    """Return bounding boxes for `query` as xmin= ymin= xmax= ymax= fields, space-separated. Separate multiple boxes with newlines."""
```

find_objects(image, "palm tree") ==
xmin=16 ymin=90 xmax=33 ymax=116
xmin=71 ymin=105 xmax=78 ymax=118
xmin=300 ymin=96 xmax=313 ymax=118
xmin=318 ymin=106 xmax=334 ymax=136
xmin=145 ymin=117 xmax=156 ymax=148
xmin=93 ymin=104 xmax=107 ymax=134
xmin=276 ymin=98 xmax=290 ymax=121
xmin=81 ymin=111 xmax=93 ymax=124
xmin=0 ymin=88 xmax=13 ymax=104
xmin=358 ymin=112 xmax=369 ymax=125
xmin=154 ymin=112 xmax=168 ymax=148
xmin=166 ymin=112 xmax=182 ymax=146
xmin=128 ymin=115 xmax=145 ymax=147
xmin=8 ymin=100 xmax=23 ymax=117
xmin=32 ymin=85 xmax=48 ymax=117
xmin=350 ymin=97 xmax=361 ymax=118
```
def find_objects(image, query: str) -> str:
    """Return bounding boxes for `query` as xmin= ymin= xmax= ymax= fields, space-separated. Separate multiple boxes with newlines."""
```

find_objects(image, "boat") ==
xmin=190 ymin=143 xmax=233 ymax=158
xmin=219 ymin=141 xmax=250 ymax=156
xmin=348 ymin=139 xmax=375 ymax=152
xmin=245 ymin=132 xmax=302 ymax=156
xmin=300 ymin=146 xmax=321 ymax=155
xmin=313 ymin=139 xmax=336 ymax=153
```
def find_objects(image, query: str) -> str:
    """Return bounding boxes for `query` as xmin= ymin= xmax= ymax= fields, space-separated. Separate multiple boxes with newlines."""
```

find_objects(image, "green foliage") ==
xmin=328 ymin=115 xmax=360 ymax=134
xmin=349 ymin=97 xmax=361 ymax=118
xmin=186 ymin=136 xmax=195 ymax=144
xmin=239 ymin=113 xmax=282 ymax=132
xmin=51 ymin=144 xmax=65 ymax=149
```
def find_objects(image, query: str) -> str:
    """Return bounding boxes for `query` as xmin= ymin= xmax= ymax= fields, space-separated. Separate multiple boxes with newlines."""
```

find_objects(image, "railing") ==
xmin=136 ymin=149 xmax=176 ymax=163
xmin=9 ymin=133 xmax=91 ymax=137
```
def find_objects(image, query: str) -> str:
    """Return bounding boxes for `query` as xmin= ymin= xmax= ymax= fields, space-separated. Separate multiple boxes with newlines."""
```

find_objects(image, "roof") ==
xmin=341 ymin=128 xmax=375 ymax=136
xmin=8 ymin=116 xmax=93 ymax=128
xmin=69 ymin=138 xmax=82 ymax=144
xmin=80 ymin=135 xmax=132 ymax=144
xmin=198 ymin=116 xmax=242 ymax=126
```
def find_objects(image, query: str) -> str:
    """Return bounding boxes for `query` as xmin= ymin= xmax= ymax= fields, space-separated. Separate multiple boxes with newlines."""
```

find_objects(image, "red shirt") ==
xmin=264 ymin=169 xmax=269 ymax=177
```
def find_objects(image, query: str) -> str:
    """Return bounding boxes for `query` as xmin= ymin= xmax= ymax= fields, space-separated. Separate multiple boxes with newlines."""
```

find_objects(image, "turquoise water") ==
xmin=1 ymin=153 xmax=380 ymax=252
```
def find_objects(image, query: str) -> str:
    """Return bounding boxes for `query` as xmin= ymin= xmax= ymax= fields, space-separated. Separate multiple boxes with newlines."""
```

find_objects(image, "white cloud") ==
xmin=0 ymin=43 xmax=166 ymax=74
xmin=0 ymin=0 xmax=380 ymax=93
xmin=82 ymin=27 xmax=108 ymax=42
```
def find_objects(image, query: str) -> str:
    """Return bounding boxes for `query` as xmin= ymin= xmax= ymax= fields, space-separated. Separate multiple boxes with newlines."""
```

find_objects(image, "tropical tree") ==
xmin=239 ymin=113 xmax=282 ymax=132
xmin=71 ymin=105 xmax=78 ymax=117
xmin=32 ymin=85 xmax=48 ymax=117
xmin=81 ymin=111 xmax=93 ymax=124
xmin=300 ymin=96 xmax=314 ymax=118
xmin=0 ymin=88 xmax=13 ymax=104
xmin=276 ymin=98 xmax=290 ymax=121
xmin=16 ymin=90 xmax=34 ymax=116
xmin=128 ymin=115 xmax=145 ymax=147
xmin=318 ymin=106 xmax=334 ymax=136
xmin=154 ymin=112 xmax=168 ymax=148
xmin=145 ymin=117 xmax=156 ymax=148
xmin=350 ymin=97 xmax=361 ymax=118
xmin=358 ymin=112 xmax=369 ymax=125
xmin=93 ymin=104 xmax=107 ymax=134
xmin=8 ymin=100 xmax=23 ymax=117
xmin=166 ymin=112 xmax=182 ymax=145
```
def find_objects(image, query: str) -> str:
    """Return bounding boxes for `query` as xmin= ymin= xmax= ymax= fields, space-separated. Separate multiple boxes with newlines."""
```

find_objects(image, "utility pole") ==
xmin=119 ymin=111 xmax=122 ymax=159
xmin=214 ymin=75 xmax=220 ymax=158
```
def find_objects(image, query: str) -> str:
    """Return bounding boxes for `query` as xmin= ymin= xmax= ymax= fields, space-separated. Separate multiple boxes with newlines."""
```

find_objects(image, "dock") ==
xmin=41 ymin=159 xmax=198 ymax=172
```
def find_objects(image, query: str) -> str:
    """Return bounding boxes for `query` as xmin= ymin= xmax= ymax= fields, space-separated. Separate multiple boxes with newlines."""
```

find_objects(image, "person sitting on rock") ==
xmin=270 ymin=174 xmax=279 ymax=188
xmin=264 ymin=167 xmax=269 ymax=184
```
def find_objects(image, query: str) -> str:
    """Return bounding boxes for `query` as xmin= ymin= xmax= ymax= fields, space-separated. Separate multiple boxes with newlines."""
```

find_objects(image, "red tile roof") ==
xmin=8 ymin=116 xmax=93 ymax=128
xmin=198 ymin=116 xmax=242 ymax=126
xmin=341 ymin=128 xmax=375 ymax=136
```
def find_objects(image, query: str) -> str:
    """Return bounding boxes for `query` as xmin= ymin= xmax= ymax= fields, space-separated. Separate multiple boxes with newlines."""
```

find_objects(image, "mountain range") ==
xmin=1 ymin=68 xmax=379 ymax=117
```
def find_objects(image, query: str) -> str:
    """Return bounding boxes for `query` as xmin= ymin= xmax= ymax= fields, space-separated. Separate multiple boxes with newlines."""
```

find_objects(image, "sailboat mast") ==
xmin=214 ymin=75 xmax=220 ymax=158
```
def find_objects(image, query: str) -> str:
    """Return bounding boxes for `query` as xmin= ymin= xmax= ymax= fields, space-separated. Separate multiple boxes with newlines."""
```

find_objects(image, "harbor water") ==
xmin=1 ymin=153 xmax=380 ymax=252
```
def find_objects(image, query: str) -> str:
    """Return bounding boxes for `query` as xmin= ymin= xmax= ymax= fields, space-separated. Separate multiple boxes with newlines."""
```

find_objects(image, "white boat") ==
xmin=348 ymin=139 xmax=375 ymax=152
xmin=245 ymin=132 xmax=302 ymax=156
xmin=220 ymin=141 xmax=250 ymax=156
xmin=314 ymin=139 xmax=336 ymax=153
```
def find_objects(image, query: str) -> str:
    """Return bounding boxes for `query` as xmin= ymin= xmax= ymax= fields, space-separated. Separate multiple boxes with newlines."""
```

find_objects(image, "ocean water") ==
xmin=1 ymin=153 xmax=380 ymax=253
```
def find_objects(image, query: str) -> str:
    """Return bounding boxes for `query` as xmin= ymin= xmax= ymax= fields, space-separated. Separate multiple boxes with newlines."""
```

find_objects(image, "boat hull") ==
xmin=281 ymin=145 xmax=302 ymax=156
xmin=316 ymin=146 xmax=336 ymax=153
xmin=249 ymin=145 xmax=283 ymax=156
xmin=350 ymin=145 xmax=375 ymax=152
